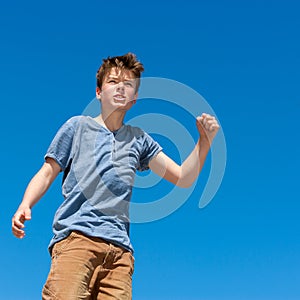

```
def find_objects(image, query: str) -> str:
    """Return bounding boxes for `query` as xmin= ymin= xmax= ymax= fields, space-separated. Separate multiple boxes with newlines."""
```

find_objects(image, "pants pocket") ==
xmin=51 ymin=232 xmax=76 ymax=259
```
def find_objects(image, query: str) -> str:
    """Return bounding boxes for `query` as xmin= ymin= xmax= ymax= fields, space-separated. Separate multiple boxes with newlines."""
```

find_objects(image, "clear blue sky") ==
xmin=1 ymin=0 xmax=299 ymax=299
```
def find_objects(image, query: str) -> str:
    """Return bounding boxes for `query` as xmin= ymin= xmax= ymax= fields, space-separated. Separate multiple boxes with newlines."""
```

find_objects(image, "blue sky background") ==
xmin=1 ymin=0 xmax=299 ymax=299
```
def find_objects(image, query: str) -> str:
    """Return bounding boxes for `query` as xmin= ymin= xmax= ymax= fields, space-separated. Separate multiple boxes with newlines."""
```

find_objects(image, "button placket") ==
xmin=112 ymin=136 xmax=116 ymax=160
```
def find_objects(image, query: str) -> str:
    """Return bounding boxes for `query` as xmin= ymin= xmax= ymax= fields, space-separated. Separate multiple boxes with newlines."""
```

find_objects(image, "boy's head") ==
xmin=96 ymin=52 xmax=144 ymax=92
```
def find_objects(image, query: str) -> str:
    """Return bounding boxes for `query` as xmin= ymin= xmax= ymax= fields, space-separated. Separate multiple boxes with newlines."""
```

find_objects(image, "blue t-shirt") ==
xmin=45 ymin=116 xmax=162 ymax=253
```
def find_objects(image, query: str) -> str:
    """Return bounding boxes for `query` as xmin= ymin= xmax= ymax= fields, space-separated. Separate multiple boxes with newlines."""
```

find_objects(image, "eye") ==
xmin=108 ymin=80 xmax=117 ymax=84
xmin=124 ymin=81 xmax=133 ymax=87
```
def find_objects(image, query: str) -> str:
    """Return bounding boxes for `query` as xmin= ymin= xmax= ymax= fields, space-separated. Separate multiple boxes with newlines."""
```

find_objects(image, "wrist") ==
xmin=19 ymin=202 xmax=32 ymax=210
xmin=198 ymin=137 xmax=211 ymax=150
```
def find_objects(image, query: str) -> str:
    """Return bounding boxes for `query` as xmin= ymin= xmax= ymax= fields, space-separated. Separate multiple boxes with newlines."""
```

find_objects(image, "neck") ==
xmin=94 ymin=112 xmax=125 ymax=132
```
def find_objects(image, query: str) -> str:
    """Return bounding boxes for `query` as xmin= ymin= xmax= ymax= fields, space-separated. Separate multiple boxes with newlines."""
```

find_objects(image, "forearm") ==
xmin=149 ymin=113 xmax=219 ymax=188
xmin=150 ymin=138 xmax=211 ymax=188
xmin=13 ymin=158 xmax=60 ymax=238
xmin=19 ymin=160 xmax=59 ymax=209
xmin=177 ymin=138 xmax=210 ymax=188
xmin=20 ymin=172 xmax=50 ymax=208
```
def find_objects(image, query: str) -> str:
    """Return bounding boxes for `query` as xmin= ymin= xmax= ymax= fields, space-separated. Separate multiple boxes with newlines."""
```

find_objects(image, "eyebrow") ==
xmin=107 ymin=75 xmax=135 ymax=81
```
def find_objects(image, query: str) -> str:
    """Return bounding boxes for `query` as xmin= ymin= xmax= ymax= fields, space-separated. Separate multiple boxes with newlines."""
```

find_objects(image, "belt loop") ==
xmin=102 ymin=243 xmax=114 ymax=267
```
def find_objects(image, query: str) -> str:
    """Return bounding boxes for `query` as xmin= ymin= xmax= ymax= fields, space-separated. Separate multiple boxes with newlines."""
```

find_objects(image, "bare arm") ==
xmin=149 ymin=113 xmax=219 ymax=188
xmin=12 ymin=157 xmax=61 ymax=238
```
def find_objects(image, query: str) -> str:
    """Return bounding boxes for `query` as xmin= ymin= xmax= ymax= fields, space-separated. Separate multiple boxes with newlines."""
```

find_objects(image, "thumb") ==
xmin=196 ymin=115 xmax=204 ymax=123
xmin=24 ymin=208 xmax=32 ymax=220
xmin=196 ymin=116 xmax=205 ymax=132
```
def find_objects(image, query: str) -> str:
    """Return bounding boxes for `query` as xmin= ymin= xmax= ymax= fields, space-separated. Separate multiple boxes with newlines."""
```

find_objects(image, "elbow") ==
xmin=175 ymin=179 xmax=194 ymax=189
xmin=173 ymin=171 xmax=195 ymax=188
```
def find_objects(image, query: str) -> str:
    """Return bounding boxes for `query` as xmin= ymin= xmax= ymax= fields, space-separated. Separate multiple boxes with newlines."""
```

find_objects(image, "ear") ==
xmin=132 ymin=92 xmax=138 ymax=104
xmin=96 ymin=87 xmax=101 ymax=100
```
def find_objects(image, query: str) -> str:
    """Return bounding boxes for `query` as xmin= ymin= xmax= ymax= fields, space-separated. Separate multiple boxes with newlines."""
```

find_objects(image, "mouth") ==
xmin=113 ymin=94 xmax=126 ymax=101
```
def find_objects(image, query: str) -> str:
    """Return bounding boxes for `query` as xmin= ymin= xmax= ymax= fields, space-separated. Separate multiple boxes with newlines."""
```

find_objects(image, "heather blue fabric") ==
xmin=45 ymin=116 xmax=162 ymax=253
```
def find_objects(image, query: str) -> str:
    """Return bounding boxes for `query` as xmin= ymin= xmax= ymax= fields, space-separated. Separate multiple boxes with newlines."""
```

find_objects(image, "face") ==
xmin=96 ymin=68 xmax=138 ymax=113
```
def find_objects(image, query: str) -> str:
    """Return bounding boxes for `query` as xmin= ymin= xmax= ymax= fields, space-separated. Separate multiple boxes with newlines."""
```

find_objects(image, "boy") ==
xmin=12 ymin=53 xmax=219 ymax=299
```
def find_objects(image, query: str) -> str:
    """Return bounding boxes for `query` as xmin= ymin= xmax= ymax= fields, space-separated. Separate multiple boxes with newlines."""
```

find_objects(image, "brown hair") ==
xmin=96 ymin=52 xmax=144 ymax=91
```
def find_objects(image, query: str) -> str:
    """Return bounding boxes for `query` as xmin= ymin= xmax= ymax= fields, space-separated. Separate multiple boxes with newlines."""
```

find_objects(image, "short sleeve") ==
xmin=138 ymin=132 xmax=162 ymax=172
xmin=44 ymin=116 xmax=80 ymax=171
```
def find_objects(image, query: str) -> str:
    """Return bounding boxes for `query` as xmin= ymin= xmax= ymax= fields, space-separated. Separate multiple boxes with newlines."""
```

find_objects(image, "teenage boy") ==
xmin=12 ymin=53 xmax=219 ymax=299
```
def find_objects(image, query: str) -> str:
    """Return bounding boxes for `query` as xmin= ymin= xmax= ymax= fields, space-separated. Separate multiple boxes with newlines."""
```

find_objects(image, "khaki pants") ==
xmin=42 ymin=231 xmax=134 ymax=300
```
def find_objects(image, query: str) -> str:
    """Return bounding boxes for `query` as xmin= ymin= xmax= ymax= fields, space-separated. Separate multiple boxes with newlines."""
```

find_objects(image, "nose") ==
xmin=116 ymin=82 xmax=125 ymax=93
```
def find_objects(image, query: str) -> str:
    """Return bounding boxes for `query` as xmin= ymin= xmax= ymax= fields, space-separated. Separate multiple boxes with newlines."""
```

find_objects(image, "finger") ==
xmin=203 ymin=119 xmax=213 ymax=131
xmin=196 ymin=114 xmax=218 ymax=133
xmin=209 ymin=123 xmax=220 ymax=132
xmin=204 ymin=115 xmax=215 ymax=122
xmin=208 ymin=124 xmax=216 ymax=132
xmin=203 ymin=115 xmax=217 ymax=125
xmin=12 ymin=227 xmax=25 ymax=238
xmin=12 ymin=213 xmax=25 ymax=229
xmin=205 ymin=119 xmax=217 ymax=129
xmin=202 ymin=115 xmax=213 ymax=125
xmin=12 ymin=221 xmax=25 ymax=238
